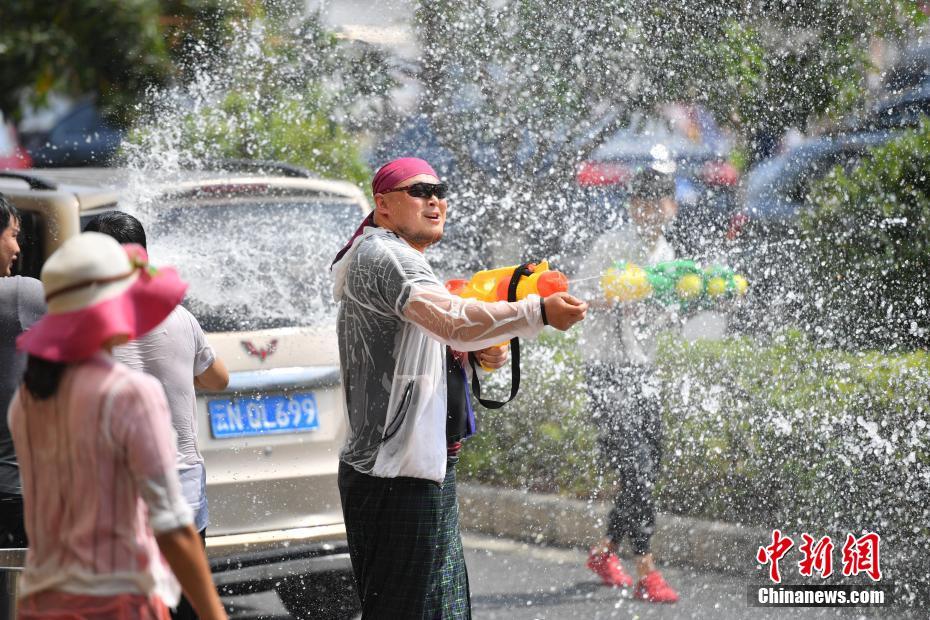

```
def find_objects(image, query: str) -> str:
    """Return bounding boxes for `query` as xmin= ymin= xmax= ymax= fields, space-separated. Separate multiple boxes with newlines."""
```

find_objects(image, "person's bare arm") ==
xmin=195 ymin=358 xmax=229 ymax=391
xmin=156 ymin=525 xmax=227 ymax=620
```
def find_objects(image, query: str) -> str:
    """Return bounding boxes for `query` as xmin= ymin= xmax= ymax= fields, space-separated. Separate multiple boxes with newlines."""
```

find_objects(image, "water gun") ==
xmin=445 ymin=261 xmax=569 ymax=383
xmin=445 ymin=260 xmax=568 ymax=302
xmin=600 ymin=259 xmax=748 ymax=306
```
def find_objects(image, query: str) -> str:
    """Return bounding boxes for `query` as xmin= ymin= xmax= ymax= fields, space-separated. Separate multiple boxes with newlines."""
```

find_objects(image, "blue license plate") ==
xmin=208 ymin=393 xmax=320 ymax=439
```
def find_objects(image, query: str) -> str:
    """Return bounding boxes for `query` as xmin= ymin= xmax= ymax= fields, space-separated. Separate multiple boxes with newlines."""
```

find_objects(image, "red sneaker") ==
xmin=586 ymin=550 xmax=634 ymax=588
xmin=633 ymin=570 xmax=679 ymax=603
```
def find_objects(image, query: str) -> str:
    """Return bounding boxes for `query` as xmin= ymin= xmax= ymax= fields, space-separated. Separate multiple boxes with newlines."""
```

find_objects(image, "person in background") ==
xmin=84 ymin=212 xmax=228 ymax=620
xmin=575 ymin=163 xmax=681 ymax=604
xmin=0 ymin=193 xmax=44 ymax=548
xmin=9 ymin=232 xmax=226 ymax=619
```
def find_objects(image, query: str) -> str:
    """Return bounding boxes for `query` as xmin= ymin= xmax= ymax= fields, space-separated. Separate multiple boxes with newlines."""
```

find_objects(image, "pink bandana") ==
xmin=371 ymin=157 xmax=438 ymax=194
xmin=331 ymin=158 xmax=440 ymax=269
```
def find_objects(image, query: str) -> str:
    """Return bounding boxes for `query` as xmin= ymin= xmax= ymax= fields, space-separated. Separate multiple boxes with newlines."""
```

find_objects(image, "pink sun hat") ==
xmin=17 ymin=231 xmax=188 ymax=363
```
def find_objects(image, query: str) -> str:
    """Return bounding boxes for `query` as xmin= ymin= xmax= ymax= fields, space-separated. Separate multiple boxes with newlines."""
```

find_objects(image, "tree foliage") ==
xmin=0 ymin=0 xmax=233 ymax=124
xmin=413 ymin=0 xmax=922 ymax=179
xmin=126 ymin=7 xmax=395 ymax=186
xmin=415 ymin=0 xmax=635 ymax=186
xmin=629 ymin=1 xmax=921 ymax=160
xmin=406 ymin=0 xmax=923 ymax=265
xmin=801 ymin=118 xmax=930 ymax=350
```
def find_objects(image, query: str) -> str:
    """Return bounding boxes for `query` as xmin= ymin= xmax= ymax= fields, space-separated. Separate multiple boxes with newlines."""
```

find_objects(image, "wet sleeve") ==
xmin=402 ymin=283 xmax=545 ymax=352
xmin=107 ymin=375 xmax=193 ymax=533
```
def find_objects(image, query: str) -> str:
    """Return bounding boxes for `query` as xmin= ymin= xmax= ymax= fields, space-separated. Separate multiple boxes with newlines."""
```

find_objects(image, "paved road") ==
xmin=223 ymin=534 xmax=924 ymax=619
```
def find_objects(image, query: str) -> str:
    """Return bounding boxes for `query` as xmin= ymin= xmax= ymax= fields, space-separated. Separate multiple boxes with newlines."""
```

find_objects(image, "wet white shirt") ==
xmin=115 ymin=306 xmax=215 ymax=468
xmin=114 ymin=306 xmax=214 ymax=530
xmin=332 ymin=226 xmax=545 ymax=484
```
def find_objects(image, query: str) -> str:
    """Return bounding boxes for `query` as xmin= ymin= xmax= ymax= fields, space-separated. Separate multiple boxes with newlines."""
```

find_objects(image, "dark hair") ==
xmin=628 ymin=167 xmax=675 ymax=201
xmin=23 ymin=355 xmax=68 ymax=400
xmin=0 ymin=193 xmax=19 ymax=233
xmin=83 ymin=212 xmax=147 ymax=248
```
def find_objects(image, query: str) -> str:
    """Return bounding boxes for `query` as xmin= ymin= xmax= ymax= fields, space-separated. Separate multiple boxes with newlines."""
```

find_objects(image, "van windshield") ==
xmin=148 ymin=196 xmax=365 ymax=332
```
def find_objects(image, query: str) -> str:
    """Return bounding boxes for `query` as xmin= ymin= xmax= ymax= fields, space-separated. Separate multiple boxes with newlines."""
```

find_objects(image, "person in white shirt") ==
xmin=575 ymin=163 xmax=681 ymax=604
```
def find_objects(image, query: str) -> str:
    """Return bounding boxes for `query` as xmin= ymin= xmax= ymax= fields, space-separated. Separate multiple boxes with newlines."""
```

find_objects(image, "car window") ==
xmin=786 ymin=148 xmax=867 ymax=204
xmin=875 ymin=100 xmax=930 ymax=130
xmin=50 ymin=104 xmax=98 ymax=139
xmin=145 ymin=195 xmax=364 ymax=332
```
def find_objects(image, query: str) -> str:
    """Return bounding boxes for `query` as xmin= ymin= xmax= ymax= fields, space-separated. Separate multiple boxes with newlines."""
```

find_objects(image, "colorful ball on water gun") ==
xmin=675 ymin=273 xmax=704 ymax=299
xmin=702 ymin=266 xmax=751 ymax=299
xmin=733 ymin=274 xmax=749 ymax=295
xmin=601 ymin=264 xmax=652 ymax=302
xmin=705 ymin=276 xmax=728 ymax=297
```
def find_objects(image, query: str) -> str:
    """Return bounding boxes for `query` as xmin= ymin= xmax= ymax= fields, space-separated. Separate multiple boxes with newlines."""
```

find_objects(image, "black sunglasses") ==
xmin=382 ymin=182 xmax=449 ymax=200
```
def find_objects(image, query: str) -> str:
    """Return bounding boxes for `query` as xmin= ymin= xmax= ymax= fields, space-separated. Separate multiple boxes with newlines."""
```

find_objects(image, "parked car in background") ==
xmin=843 ymin=81 xmax=930 ymax=134
xmin=744 ymin=51 xmax=930 ymax=239
xmin=729 ymin=129 xmax=903 ymax=328
xmin=742 ymin=131 xmax=894 ymax=232
xmin=0 ymin=164 xmax=367 ymax=619
xmin=575 ymin=104 xmax=739 ymax=259
xmin=19 ymin=100 xmax=123 ymax=167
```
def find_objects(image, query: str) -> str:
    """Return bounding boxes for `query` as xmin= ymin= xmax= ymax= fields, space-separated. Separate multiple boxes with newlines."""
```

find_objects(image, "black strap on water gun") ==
xmin=468 ymin=262 xmax=535 ymax=409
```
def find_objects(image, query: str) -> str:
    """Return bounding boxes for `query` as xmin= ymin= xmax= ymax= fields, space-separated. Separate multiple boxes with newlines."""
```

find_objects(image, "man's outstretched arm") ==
xmin=403 ymin=284 xmax=586 ymax=352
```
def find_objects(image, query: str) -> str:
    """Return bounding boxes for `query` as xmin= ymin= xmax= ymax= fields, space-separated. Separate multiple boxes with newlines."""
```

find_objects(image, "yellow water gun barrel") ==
xmin=445 ymin=261 xmax=569 ymax=373
xmin=447 ymin=260 xmax=568 ymax=302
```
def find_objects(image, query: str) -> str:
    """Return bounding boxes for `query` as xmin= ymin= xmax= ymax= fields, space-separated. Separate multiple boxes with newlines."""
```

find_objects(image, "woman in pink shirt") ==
xmin=8 ymin=232 xmax=226 ymax=620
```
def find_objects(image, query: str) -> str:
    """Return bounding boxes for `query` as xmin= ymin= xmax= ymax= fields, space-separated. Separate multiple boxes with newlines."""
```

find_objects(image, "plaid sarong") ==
xmin=339 ymin=457 xmax=471 ymax=619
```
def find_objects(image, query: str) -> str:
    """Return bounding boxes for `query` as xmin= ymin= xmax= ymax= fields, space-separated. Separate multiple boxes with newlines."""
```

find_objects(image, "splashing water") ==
xmin=109 ymin=2 xmax=930 ymax=606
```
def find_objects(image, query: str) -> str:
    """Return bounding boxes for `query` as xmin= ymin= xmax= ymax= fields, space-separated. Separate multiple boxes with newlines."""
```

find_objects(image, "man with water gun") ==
xmin=331 ymin=157 xmax=587 ymax=618
xmin=574 ymin=159 xmax=682 ymax=603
